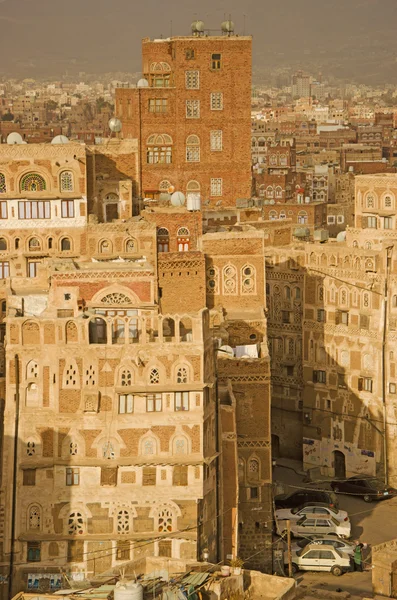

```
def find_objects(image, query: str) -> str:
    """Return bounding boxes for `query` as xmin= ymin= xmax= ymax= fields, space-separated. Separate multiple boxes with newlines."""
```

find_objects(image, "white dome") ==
xmin=137 ymin=78 xmax=149 ymax=88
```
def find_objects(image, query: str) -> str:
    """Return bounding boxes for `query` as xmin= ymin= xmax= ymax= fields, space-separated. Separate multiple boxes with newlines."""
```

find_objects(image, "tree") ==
xmin=1 ymin=112 xmax=14 ymax=121
xmin=46 ymin=100 xmax=58 ymax=111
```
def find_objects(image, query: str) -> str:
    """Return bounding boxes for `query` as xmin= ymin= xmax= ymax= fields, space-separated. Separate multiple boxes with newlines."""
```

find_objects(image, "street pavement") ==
xmin=274 ymin=463 xmax=397 ymax=597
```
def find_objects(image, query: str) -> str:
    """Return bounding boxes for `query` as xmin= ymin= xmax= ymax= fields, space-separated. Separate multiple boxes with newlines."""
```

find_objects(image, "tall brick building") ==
xmin=116 ymin=31 xmax=252 ymax=207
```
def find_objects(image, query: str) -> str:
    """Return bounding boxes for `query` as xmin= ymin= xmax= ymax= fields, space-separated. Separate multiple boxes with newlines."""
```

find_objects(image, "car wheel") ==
xmin=331 ymin=565 xmax=343 ymax=577
xmin=363 ymin=494 xmax=372 ymax=503
xmin=291 ymin=563 xmax=299 ymax=574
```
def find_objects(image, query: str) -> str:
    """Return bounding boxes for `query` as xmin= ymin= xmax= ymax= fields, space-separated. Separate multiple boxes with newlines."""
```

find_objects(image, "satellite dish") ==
xmin=219 ymin=345 xmax=234 ymax=357
xmin=51 ymin=135 xmax=69 ymax=144
xmin=108 ymin=117 xmax=122 ymax=133
xmin=7 ymin=132 xmax=23 ymax=145
xmin=171 ymin=191 xmax=186 ymax=206
xmin=137 ymin=78 xmax=149 ymax=88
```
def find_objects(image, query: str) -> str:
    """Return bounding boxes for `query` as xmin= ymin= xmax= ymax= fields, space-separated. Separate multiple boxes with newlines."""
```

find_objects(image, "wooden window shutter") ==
xmin=358 ymin=378 xmax=363 ymax=392
xmin=142 ymin=467 xmax=156 ymax=486
xmin=173 ymin=465 xmax=188 ymax=486
xmin=101 ymin=466 xmax=118 ymax=486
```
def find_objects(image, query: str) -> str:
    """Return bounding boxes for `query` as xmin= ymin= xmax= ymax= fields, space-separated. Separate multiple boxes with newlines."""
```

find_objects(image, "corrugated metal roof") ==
xmin=180 ymin=573 xmax=210 ymax=587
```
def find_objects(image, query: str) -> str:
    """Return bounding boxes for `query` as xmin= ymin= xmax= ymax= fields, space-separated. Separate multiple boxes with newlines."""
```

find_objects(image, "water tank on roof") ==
xmin=221 ymin=20 xmax=235 ymax=34
xmin=191 ymin=20 xmax=205 ymax=34
xmin=114 ymin=581 xmax=143 ymax=600
xmin=187 ymin=193 xmax=201 ymax=211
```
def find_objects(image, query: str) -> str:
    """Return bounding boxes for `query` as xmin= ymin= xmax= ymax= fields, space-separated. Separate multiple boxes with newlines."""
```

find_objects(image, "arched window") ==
xmin=26 ymin=360 xmax=38 ymax=379
xmin=366 ymin=194 xmax=375 ymax=209
xmin=364 ymin=241 xmax=372 ymax=250
xmin=60 ymin=171 xmax=73 ymax=192
xmin=0 ymin=173 xmax=6 ymax=193
xmin=363 ymin=292 xmax=370 ymax=308
xmin=48 ymin=237 xmax=53 ymax=250
xmin=186 ymin=135 xmax=200 ymax=163
xmin=284 ymin=286 xmax=291 ymax=301
xmin=0 ymin=238 xmax=7 ymax=251
xmin=352 ymin=240 xmax=358 ymax=248
xmin=117 ymin=510 xmax=130 ymax=534
xmin=177 ymin=366 xmax=188 ymax=384
xmin=297 ymin=211 xmax=307 ymax=224
xmin=20 ymin=173 xmax=46 ymax=192
xmin=112 ymin=319 xmax=125 ymax=344
xmin=275 ymin=186 xmax=283 ymax=199
xmin=29 ymin=505 xmax=41 ymax=530
xmin=248 ymin=458 xmax=260 ymax=481
xmin=259 ymin=184 xmax=265 ymax=197
xmin=241 ymin=264 xmax=256 ymax=294
xmin=149 ymin=63 xmax=171 ymax=87
xmin=158 ymin=506 xmax=173 ymax=533
xmin=157 ymin=228 xmax=169 ymax=253
xmin=187 ymin=180 xmax=200 ymax=193
xmin=269 ymin=210 xmax=278 ymax=220
xmin=147 ymin=134 xmax=173 ymax=164
xmin=125 ymin=239 xmax=136 ymax=253
xmin=384 ymin=195 xmax=393 ymax=209
xmin=120 ymin=368 xmax=132 ymax=386
xmin=266 ymin=186 xmax=274 ymax=198
xmin=163 ymin=317 xmax=175 ymax=340
xmin=149 ymin=368 xmax=160 ymax=384
xmin=69 ymin=442 xmax=78 ymax=456
xmin=89 ymin=318 xmax=107 ymax=344
xmin=28 ymin=237 xmax=41 ymax=251
xmin=99 ymin=239 xmax=112 ymax=254
xmin=180 ymin=317 xmax=192 ymax=341
xmin=173 ymin=437 xmax=188 ymax=454
xmin=177 ymin=227 xmax=190 ymax=252
xmin=223 ymin=264 xmax=237 ymax=295
xmin=340 ymin=288 xmax=348 ymax=306
xmin=143 ymin=438 xmax=156 ymax=455
xmin=61 ymin=238 xmax=71 ymax=251
xmin=159 ymin=180 xmax=172 ymax=192
xmin=207 ymin=266 xmax=219 ymax=294
xmin=68 ymin=511 xmax=84 ymax=535
xmin=103 ymin=441 xmax=115 ymax=459
xmin=66 ymin=321 xmax=78 ymax=343
xmin=288 ymin=338 xmax=294 ymax=355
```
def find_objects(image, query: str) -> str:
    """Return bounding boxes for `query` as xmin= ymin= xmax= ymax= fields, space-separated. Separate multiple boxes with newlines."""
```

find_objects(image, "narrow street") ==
xmin=274 ymin=463 xmax=397 ymax=598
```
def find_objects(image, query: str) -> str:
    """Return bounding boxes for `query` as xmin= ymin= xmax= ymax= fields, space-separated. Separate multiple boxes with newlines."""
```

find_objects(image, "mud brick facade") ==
xmin=116 ymin=35 xmax=252 ymax=207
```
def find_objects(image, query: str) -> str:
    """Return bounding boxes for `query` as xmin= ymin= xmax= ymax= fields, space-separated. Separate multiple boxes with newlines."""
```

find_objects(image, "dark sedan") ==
xmin=275 ymin=489 xmax=339 ymax=510
xmin=330 ymin=476 xmax=397 ymax=502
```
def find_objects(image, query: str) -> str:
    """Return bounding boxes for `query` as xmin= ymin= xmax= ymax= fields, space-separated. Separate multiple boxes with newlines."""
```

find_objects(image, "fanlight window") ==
xmin=149 ymin=368 xmax=160 ymax=384
xmin=147 ymin=134 xmax=173 ymax=145
xmin=150 ymin=62 xmax=171 ymax=72
xmin=187 ymin=180 xmax=200 ymax=192
xmin=177 ymin=366 xmax=188 ymax=384
xmin=159 ymin=180 xmax=172 ymax=191
xmin=20 ymin=173 xmax=46 ymax=192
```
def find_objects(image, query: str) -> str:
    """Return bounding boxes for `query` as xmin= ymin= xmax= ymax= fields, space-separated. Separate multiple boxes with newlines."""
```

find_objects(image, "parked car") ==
xmin=275 ymin=489 xmax=339 ymax=510
xmin=331 ymin=476 xmax=397 ymax=502
xmin=293 ymin=535 xmax=355 ymax=555
xmin=278 ymin=513 xmax=351 ymax=539
xmin=276 ymin=502 xmax=349 ymax=523
xmin=284 ymin=543 xmax=352 ymax=576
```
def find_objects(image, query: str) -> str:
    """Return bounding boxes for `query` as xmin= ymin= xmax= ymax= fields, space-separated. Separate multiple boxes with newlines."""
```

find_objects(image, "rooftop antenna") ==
xmin=170 ymin=20 xmax=172 ymax=37
xmin=243 ymin=14 xmax=246 ymax=35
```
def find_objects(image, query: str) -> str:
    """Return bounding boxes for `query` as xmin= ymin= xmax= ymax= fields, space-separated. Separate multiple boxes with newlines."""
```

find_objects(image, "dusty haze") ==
xmin=1 ymin=0 xmax=396 ymax=82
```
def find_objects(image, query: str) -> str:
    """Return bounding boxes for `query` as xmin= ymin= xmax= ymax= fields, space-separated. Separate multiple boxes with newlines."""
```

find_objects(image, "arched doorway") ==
xmin=333 ymin=450 xmax=346 ymax=479
xmin=272 ymin=434 xmax=280 ymax=459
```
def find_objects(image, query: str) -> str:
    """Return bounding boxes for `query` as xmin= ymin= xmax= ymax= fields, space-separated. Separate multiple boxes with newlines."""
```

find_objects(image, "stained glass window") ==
xmin=20 ymin=173 xmax=46 ymax=192
xmin=60 ymin=171 xmax=73 ymax=192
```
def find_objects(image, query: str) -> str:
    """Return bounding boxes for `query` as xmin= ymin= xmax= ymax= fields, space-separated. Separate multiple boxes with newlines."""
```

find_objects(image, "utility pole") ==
xmin=286 ymin=520 xmax=292 ymax=578
xmin=382 ymin=245 xmax=394 ymax=487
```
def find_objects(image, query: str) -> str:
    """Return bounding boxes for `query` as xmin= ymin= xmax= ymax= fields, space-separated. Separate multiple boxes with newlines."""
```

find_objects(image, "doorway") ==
xmin=333 ymin=450 xmax=346 ymax=479
xmin=105 ymin=203 xmax=119 ymax=222
xmin=272 ymin=434 xmax=280 ymax=459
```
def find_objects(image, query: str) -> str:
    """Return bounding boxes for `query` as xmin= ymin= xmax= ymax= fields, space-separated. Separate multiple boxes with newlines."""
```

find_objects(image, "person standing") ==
xmin=354 ymin=543 xmax=363 ymax=572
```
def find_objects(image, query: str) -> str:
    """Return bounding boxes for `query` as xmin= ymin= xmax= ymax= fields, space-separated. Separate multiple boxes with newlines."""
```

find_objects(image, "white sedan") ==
xmin=278 ymin=513 xmax=351 ymax=539
xmin=276 ymin=504 xmax=349 ymax=524
xmin=284 ymin=543 xmax=352 ymax=576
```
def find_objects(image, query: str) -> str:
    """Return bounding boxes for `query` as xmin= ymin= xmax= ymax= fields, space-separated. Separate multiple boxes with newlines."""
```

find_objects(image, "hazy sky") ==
xmin=0 ymin=0 xmax=396 ymax=81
